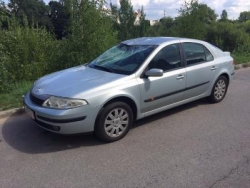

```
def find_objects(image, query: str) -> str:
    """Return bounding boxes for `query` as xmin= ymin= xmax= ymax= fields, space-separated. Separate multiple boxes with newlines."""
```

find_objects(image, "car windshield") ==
xmin=89 ymin=43 xmax=157 ymax=75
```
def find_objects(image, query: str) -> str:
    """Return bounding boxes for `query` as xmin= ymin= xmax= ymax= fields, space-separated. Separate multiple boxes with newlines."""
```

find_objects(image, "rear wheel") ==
xmin=95 ymin=102 xmax=133 ymax=142
xmin=209 ymin=76 xmax=228 ymax=103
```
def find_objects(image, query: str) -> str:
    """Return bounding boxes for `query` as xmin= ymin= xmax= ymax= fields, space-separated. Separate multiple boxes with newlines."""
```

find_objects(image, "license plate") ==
xmin=25 ymin=106 xmax=35 ymax=119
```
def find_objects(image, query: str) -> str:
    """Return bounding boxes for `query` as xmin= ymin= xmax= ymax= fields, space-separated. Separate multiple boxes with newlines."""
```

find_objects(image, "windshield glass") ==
xmin=89 ymin=43 xmax=157 ymax=75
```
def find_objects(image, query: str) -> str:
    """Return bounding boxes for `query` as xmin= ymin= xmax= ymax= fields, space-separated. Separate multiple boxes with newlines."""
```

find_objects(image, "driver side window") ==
xmin=148 ymin=44 xmax=182 ymax=72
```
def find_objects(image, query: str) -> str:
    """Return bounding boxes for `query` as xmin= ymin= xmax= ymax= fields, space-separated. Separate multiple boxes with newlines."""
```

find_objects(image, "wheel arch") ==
xmin=219 ymin=72 xmax=230 ymax=83
xmin=103 ymin=96 xmax=138 ymax=120
xmin=209 ymin=72 xmax=230 ymax=103
xmin=206 ymin=71 xmax=231 ymax=98
xmin=94 ymin=96 xmax=138 ymax=130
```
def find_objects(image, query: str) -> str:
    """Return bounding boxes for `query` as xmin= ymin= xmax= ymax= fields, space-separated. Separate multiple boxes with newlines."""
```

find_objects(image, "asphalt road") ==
xmin=1 ymin=68 xmax=250 ymax=188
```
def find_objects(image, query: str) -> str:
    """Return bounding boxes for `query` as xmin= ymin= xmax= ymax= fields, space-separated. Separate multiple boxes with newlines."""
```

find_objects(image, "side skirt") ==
xmin=140 ymin=93 xmax=207 ymax=119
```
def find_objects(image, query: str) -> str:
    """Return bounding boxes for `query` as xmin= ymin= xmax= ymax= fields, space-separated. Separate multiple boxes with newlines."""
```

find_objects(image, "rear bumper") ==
xmin=23 ymin=92 xmax=101 ymax=134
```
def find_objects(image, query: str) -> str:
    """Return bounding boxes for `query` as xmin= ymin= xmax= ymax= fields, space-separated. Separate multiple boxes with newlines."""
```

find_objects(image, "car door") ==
xmin=181 ymin=42 xmax=220 ymax=100
xmin=137 ymin=43 xmax=186 ymax=113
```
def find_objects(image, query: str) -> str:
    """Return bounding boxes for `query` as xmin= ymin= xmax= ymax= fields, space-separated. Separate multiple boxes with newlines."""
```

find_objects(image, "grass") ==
xmin=0 ymin=81 xmax=33 ymax=111
xmin=232 ymin=53 xmax=250 ymax=64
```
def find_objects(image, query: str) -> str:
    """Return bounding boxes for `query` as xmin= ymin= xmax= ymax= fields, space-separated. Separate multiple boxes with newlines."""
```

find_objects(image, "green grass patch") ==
xmin=0 ymin=81 xmax=33 ymax=111
xmin=232 ymin=53 xmax=250 ymax=64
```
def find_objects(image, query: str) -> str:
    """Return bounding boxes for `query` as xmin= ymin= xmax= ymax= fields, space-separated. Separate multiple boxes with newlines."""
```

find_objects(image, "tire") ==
xmin=209 ymin=76 xmax=228 ymax=103
xmin=95 ymin=102 xmax=133 ymax=142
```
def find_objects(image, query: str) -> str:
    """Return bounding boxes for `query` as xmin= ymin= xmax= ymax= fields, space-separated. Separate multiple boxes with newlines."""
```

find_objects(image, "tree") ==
xmin=110 ymin=0 xmax=136 ymax=41
xmin=206 ymin=22 xmax=250 ymax=52
xmin=0 ymin=15 xmax=57 ymax=92
xmin=148 ymin=17 xmax=176 ymax=37
xmin=179 ymin=0 xmax=217 ymax=23
xmin=51 ymin=0 xmax=117 ymax=70
xmin=239 ymin=20 xmax=250 ymax=34
xmin=48 ymin=0 xmax=70 ymax=39
xmin=220 ymin=10 xmax=228 ymax=21
xmin=0 ymin=1 xmax=11 ymax=29
xmin=238 ymin=11 xmax=250 ymax=22
xmin=135 ymin=6 xmax=150 ymax=37
xmin=160 ymin=17 xmax=174 ymax=28
xmin=8 ymin=0 xmax=52 ymax=30
xmin=175 ymin=0 xmax=217 ymax=39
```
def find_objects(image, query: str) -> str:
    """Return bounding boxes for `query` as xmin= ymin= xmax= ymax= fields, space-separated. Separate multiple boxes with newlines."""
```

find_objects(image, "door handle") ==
xmin=176 ymin=75 xmax=185 ymax=80
xmin=211 ymin=66 xmax=217 ymax=71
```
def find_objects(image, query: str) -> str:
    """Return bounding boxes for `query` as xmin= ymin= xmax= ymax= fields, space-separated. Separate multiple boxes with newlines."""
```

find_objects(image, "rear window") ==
xmin=209 ymin=43 xmax=223 ymax=52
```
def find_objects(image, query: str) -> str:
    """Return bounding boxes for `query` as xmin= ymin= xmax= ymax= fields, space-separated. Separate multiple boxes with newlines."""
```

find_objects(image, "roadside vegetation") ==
xmin=0 ymin=0 xmax=250 ymax=110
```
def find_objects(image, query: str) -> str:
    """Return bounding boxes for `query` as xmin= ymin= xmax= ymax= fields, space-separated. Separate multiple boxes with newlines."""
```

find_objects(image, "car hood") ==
xmin=32 ymin=65 xmax=126 ymax=98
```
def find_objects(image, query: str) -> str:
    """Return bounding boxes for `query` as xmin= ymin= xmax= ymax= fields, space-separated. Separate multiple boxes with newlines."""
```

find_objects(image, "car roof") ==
xmin=122 ymin=37 xmax=180 ymax=45
xmin=122 ymin=37 xmax=208 ymax=46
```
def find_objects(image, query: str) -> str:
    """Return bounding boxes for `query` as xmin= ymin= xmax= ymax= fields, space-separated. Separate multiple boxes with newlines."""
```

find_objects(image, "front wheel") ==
xmin=209 ymin=76 xmax=228 ymax=103
xmin=95 ymin=102 xmax=133 ymax=142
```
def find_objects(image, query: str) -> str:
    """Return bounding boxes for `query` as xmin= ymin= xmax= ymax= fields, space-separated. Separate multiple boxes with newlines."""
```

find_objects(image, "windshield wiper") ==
xmin=92 ymin=65 xmax=114 ymax=73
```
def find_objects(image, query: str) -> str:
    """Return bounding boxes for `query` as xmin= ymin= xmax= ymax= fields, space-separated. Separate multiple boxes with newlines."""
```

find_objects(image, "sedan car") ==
xmin=24 ymin=37 xmax=235 ymax=142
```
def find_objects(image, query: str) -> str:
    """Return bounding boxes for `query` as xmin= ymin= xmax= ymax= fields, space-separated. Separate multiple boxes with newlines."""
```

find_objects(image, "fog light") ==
xmin=52 ymin=125 xmax=60 ymax=131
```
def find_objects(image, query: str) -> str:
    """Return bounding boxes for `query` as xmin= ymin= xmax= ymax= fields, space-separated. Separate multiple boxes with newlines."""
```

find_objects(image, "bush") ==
xmin=0 ymin=1 xmax=118 ymax=94
xmin=48 ymin=0 xmax=118 ymax=71
xmin=0 ymin=17 xmax=57 ymax=93
xmin=206 ymin=22 xmax=250 ymax=52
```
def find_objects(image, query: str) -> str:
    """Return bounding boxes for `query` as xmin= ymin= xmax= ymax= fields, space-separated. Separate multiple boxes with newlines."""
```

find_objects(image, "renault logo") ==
xmin=36 ymin=88 xmax=41 ymax=93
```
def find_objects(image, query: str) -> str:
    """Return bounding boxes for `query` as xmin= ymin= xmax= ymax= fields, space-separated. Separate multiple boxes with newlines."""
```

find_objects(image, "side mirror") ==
xmin=145 ymin=68 xmax=163 ymax=77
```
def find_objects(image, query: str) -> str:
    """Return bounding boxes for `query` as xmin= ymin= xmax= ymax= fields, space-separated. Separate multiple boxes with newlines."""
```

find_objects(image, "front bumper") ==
xmin=24 ymin=92 xmax=101 ymax=134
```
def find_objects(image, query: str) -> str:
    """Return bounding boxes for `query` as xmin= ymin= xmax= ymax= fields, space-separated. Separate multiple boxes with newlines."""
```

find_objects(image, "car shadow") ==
xmin=1 ymin=98 xmax=211 ymax=154
xmin=133 ymin=98 xmax=211 ymax=128
xmin=1 ymin=115 xmax=105 ymax=154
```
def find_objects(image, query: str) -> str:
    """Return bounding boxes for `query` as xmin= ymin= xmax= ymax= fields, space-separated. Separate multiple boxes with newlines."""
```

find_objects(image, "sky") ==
xmin=109 ymin=0 xmax=250 ymax=20
xmin=5 ymin=0 xmax=250 ymax=20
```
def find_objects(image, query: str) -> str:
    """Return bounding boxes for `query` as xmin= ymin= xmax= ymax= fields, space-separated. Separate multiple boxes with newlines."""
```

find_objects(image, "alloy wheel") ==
xmin=214 ymin=79 xmax=226 ymax=100
xmin=104 ymin=108 xmax=129 ymax=138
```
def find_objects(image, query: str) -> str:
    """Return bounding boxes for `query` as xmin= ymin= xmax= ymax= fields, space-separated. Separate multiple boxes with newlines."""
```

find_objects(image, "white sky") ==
xmin=109 ymin=0 xmax=250 ymax=20
xmin=5 ymin=0 xmax=250 ymax=20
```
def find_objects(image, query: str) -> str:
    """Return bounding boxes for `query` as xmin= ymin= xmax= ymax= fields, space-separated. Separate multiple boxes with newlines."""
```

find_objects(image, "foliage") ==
xmin=0 ymin=0 xmax=118 ymax=93
xmin=110 ymin=0 xmax=148 ymax=41
xmin=220 ymin=10 xmax=228 ymax=22
xmin=110 ymin=0 xmax=136 ymax=41
xmin=135 ymin=6 xmax=149 ymax=37
xmin=232 ymin=53 xmax=250 ymax=64
xmin=49 ymin=0 xmax=118 ymax=71
xmin=179 ymin=0 xmax=217 ymax=23
xmin=0 ymin=1 xmax=11 ymax=29
xmin=7 ymin=0 xmax=52 ymax=30
xmin=205 ymin=22 xmax=250 ymax=52
xmin=0 ymin=81 xmax=33 ymax=110
xmin=148 ymin=17 xmax=176 ymax=37
xmin=238 ymin=11 xmax=250 ymax=22
xmin=48 ymin=0 xmax=70 ymax=39
xmin=238 ymin=20 xmax=250 ymax=34
xmin=174 ymin=0 xmax=217 ymax=39
xmin=0 ymin=16 xmax=57 ymax=93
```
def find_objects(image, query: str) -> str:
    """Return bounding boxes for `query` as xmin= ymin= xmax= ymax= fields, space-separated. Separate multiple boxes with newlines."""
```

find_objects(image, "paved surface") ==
xmin=1 ymin=68 xmax=250 ymax=188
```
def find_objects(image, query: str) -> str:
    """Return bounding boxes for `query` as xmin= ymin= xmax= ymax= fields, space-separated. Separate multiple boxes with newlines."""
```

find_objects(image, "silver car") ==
xmin=24 ymin=37 xmax=235 ymax=142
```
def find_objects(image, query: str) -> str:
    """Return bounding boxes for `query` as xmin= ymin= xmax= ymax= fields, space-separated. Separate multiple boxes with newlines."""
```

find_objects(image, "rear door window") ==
xmin=182 ymin=43 xmax=214 ymax=66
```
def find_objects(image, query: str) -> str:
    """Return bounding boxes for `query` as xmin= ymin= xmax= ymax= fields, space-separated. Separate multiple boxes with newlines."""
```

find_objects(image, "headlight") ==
xmin=42 ymin=96 xmax=88 ymax=109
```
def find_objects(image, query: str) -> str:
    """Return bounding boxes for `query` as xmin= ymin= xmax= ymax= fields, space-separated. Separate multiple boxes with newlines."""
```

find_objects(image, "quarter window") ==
xmin=148 ymin=44 xmax=182 ymax=72
xmin=204 ymin=47 xmax=214 ymax=61
xmin=182 ymin=43 xmax=214 ymax=66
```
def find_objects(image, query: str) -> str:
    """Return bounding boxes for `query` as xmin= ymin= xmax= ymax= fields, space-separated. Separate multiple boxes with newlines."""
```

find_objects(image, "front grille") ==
xmin=30 ymin=93 xmax=46 ymax=106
